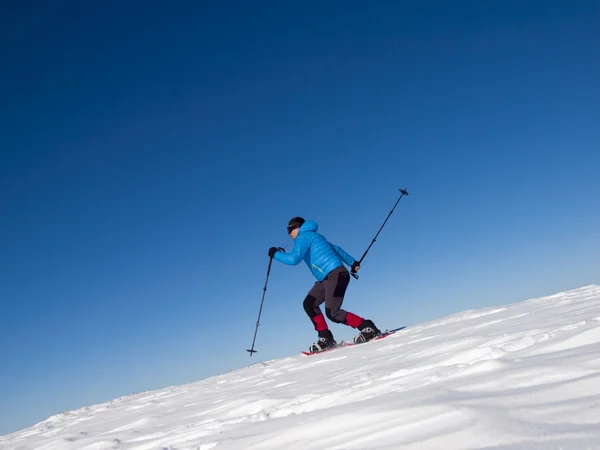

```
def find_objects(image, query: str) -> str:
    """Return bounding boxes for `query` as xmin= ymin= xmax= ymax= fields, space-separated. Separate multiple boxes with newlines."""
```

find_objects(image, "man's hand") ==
xmin=351 ymin=261 xmax=361 ymax=273
xmin=268 ymin=247 xmax=281 ymax=259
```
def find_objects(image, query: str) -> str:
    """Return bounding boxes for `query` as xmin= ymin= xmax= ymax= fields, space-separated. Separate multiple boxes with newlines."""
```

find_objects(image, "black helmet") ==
xmin=287 ymin=217 xmax=305 ymax=234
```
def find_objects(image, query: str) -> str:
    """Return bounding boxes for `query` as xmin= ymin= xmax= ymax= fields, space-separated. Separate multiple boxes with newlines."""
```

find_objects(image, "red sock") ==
xmin=313 ymin=313 xmax=328 ymax=331
xmin=344 ymin=312 xmax=364 ymax=328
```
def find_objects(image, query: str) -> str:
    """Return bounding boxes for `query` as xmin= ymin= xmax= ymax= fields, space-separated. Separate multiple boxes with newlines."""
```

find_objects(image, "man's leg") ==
xmin=324 ymin=267 xmax=382 ymax=342
xmin=323 ymin=266 xmax=365 ymax=328
xmin=303 ymin=282 xmax=328 ymax=332
xmin=303 ymin=281 xmax=337 ymax=350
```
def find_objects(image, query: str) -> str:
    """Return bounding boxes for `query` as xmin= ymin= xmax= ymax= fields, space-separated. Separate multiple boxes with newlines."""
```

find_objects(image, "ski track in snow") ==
xmin=2 ymin=286 xmax=600 ymax=449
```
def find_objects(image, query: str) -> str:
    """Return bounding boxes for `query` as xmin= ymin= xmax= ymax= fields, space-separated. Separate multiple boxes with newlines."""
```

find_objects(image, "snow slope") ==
xmin=2 ymin=286 xmax=600 ymax=450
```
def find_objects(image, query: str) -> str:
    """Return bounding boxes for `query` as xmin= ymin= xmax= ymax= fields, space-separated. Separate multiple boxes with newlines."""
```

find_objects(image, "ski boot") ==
xmin=309 ymin=329 xmax=337 ymax=353
xmin=353 ymin=319 xmax=382 ymax=344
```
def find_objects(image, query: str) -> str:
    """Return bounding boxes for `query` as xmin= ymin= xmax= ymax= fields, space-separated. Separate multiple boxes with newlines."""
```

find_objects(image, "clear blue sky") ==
xmin=1 ymin=0 xmax=599 ymax=435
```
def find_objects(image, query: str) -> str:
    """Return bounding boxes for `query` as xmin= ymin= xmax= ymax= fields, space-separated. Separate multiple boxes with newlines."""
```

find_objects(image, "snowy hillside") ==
xmin=2 ymin=286 xmax=600 ymax=450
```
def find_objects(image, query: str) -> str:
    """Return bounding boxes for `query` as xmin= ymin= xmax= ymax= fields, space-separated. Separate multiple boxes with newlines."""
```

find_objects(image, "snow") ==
xmin=3 ymin=285 xmax=600 ymax=450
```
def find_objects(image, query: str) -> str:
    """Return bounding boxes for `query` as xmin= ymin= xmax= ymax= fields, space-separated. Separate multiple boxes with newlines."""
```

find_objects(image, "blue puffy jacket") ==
xmin=274 ymin=220 xmax=357 ymax=281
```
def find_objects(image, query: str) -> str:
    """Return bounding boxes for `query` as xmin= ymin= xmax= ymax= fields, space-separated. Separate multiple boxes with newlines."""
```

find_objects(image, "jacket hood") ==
xmin=299 ymin=220 xmax=318 ymax=233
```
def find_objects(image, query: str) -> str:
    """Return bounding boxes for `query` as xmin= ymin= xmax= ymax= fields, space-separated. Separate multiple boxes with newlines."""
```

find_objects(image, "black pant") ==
xmin=303 ymin=265 xmax=351 ymax=324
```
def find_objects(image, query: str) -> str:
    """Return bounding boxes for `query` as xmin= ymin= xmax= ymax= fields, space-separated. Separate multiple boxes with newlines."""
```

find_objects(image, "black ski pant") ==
xmin=303 ymin=265 xmax=363 ymax=329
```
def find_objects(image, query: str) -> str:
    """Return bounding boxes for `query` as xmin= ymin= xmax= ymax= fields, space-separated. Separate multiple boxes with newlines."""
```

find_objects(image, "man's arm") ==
xmin=332 ymin=244 xmax=357 ymax=267
xmin=275 ymin=236 xmax=310 ymax=265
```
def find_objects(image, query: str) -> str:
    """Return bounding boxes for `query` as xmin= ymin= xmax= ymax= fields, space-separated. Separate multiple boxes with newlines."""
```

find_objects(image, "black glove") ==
xmin=268 ymin=247 xmax=281 ymax=259
xmin=351 ymin=261 xmax=360 ymax=272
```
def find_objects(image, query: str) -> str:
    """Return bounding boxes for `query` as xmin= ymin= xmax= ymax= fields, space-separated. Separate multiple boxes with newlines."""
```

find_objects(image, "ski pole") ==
xmin=352 ymin=188 xmax=409 ymax=279
xmin=247 ymin=248 xmax=283 ymax=356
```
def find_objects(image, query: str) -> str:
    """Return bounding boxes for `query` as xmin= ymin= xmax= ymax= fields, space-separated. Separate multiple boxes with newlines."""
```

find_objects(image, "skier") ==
xmin=268 ymin=217 xmax=382 ymax=353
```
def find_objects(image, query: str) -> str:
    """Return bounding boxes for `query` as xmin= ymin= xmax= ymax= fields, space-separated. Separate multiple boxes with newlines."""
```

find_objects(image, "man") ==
xmin=268 ymin=217 xmax=382 ymax=352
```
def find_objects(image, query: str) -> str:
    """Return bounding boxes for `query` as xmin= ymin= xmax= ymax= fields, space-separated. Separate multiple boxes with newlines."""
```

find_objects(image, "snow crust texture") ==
xmin=2 ymin=286 xmax=600 ymax=449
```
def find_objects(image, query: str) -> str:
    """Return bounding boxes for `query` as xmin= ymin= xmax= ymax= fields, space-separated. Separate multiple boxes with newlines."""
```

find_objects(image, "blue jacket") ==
xmin=274 ymin=220 xmax=356 ymax=281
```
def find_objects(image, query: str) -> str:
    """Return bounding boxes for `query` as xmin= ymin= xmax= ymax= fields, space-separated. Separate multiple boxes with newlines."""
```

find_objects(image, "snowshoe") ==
xmin=309 ymin=330 xmax=337 ymax=353
xmin=353 ymin=319 xmax=382 ymax=344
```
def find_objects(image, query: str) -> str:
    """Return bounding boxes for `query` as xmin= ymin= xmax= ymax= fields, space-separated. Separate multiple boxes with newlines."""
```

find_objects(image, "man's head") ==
xmin=287 ymin=217 xmax=305 ymax=240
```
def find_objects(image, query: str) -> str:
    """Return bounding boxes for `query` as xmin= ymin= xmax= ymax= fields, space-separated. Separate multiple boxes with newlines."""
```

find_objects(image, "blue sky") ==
xmin=1 ymin=0 xmax=599 ymax=435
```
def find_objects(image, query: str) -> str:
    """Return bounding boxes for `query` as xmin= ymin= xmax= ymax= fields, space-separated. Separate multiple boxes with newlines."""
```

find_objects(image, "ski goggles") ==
xmin=287 ymin=225 xmax=300 ymax=234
